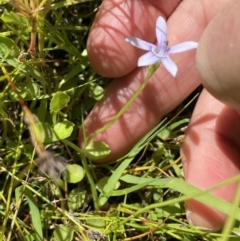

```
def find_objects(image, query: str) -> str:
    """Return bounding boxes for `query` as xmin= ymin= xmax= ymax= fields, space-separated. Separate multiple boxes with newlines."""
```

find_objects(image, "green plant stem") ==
xmin=3 ymin=130 xmax=22 ymax=239
xmin=87 ymin=63 xmax=160 ymax=142
xmin=221 ymin=180 xmax=240 ymax=241
xmin=109 ymin=174 xmax=240 ymax=234
xmin=62 ymin=139 xmax=100 ymax=210
xmin=81 ymin=155 xmax=100 ymax=210
xmin=38 ymin=0 xmax=51 ymax=58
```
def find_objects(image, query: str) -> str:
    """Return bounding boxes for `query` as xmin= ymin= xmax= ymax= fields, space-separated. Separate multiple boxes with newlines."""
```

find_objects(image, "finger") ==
xmin=87 ymin=0 xmax=181 ymax=77
xmin=148 ymin=0 xmax=181 ymax=16
xmin=197 ymin=0 xmax=240 ymax=112
xmin=80 ymin=63 xmax=198 ymax=163
xmin=80 ymin=0 xmax=230 ymax=163
xmin=181 ymin=89 xmax=240 ymax=230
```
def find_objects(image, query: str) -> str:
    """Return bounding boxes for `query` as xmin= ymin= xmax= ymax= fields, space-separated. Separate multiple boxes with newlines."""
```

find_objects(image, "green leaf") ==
xmin=157 ymin=128 xmax=172 ymax=140
xmin=35 ymin=121 xmax=74 ymax=143
xmin=96 ymin=177 xmax=120 ymax=193
xmin=50 ymin=91 xmax=70 ymax=113
xmin=110 ymin=180 xmax=155 ymax=197
xmin=37 ymin=99 xmax=47 ymax=121
xmin=68 ymin=188 xmax=87 ymax=212
xmin=0 ymin=9 xmax=27 ymax=26
xmin=53 ymin=121 xmax=74 ymax=139
xmin=35 ymin=122 xmax=57 ymax=143
xmin=168 ymin=118 xmax=189 ymax=130
xmin=24 ymin=234 xmax=35 ymax=241
xmin=84 ymin=141 xmax=111 ymax=160
xmin=60 ymin=63 xmax=83 ymax=83
xmin=53 ymin=226 xmax=74 ymax=241
xmin=0 ymin=36 xmax=19 ymax=59
xmin=10 ymin=82 xmax=41 ymax=100
xmin=15 ymin=186 xmax=43 ymax=241
xmin=24 ymin=66 xmax=47 ymax=86
xmin=0 ymin=101 xmax=7 ymax=117
xmin=97 ymin=177 xmax=120 ymax=207
xmin=158 ymin=118 xmax=189 ymax=140
xmin=63 ymin=164 xmax=85 ymax=183
xmin=89 ymin=83 xmax=105 ymax=101
xmin=86 ymin=217 xmax=106 ymax=229
xmin=120 ymin=175 xmax=240 ymax=221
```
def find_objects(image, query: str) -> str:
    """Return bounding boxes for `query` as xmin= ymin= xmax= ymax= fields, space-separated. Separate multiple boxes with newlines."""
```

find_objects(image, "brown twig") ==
xmin=10 ymin=0 xmax=45 ymax=56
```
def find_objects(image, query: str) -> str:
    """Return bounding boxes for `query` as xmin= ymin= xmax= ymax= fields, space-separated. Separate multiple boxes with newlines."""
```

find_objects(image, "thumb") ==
xmin=196 ymin=0 xmax=240 ymax=112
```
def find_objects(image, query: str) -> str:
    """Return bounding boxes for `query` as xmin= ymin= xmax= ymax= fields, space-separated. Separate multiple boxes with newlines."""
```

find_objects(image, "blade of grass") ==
xmin=221 ymin=180 xmax=240 ymax=241
xmin=2 ymin=165 xmax=88 ymax=239
xmin=15 ymin=186 xmax=43 ymax=241
xmin=120 ymin=174 xmax=240 ymax=220
xmin=100 ymin=92 xmax=199 ymax=204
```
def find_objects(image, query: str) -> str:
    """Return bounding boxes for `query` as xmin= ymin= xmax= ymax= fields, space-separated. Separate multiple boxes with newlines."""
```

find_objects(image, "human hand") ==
xmin=79 ymin=0 xmax=240 ymax=230
xmin=183 ymin=0 xmax=240 ymax=230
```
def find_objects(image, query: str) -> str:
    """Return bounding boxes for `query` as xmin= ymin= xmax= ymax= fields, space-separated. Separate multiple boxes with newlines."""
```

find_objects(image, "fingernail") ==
xmin=186 ymin=209 xmax=193 ymax=226
xmin=186 ymin=208 xmax=216 ymax=231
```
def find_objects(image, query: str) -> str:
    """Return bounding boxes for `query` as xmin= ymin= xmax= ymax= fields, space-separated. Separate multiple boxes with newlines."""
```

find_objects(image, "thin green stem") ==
xmin=61 ymin=139 xmax=100 ymax=210
xmin=221 ymin=180 xmax=240 ymax=241
xmin=87 ymin=63 xmax=160 ymax=142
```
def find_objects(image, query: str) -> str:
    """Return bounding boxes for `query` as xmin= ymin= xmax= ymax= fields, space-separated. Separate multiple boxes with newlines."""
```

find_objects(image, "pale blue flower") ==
xmin=125 ymin=16 xmax=198 ymax=77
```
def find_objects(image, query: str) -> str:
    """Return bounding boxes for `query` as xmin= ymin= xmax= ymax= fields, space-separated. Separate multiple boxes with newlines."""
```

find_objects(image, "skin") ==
xmin=79 ymin=0 xmax=240 ymax=230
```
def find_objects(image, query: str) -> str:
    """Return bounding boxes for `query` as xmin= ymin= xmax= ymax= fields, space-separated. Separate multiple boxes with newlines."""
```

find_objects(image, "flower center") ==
xmin=151 ymin=40 xmax=169 ymax=58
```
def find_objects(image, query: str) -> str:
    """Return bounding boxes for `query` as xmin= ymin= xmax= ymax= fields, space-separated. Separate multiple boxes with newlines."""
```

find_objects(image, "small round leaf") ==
xmin=89 ymin=83 xmax=105 ymax=101
xmin=50 ymin=91 xmax=70 ymax=113
xmin=84 ymin=141 xmax=111 ymax=160
xmin=53 ymin=121 xmax=74 ymax=139
xmin=68 ymin=188 xmax=87 ymax=212
xmin=63 ymin=164 xmax=85 ymax=183
xmin=35 ymin=122 xmax=56 ymax=143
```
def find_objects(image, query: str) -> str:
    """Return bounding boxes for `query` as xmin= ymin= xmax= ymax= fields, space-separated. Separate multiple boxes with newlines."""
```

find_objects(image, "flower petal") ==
xmin=125 ymin=37 xmax=155 ymax=51
xmin=138 ymin=52 xmax=160 ymax=67
xmin=168 ymin=41 xmax=198 ymax=54
xmin=156 ymin=16 xmax=167 ymax=51
xmin=161 ymin=56 xmax=178 ymax=77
